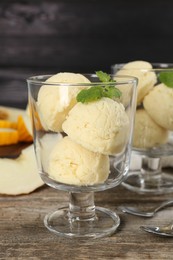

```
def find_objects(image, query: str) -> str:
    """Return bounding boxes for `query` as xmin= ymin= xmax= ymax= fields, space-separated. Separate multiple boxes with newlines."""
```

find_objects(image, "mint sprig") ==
xmin=76 ymin=86 xmax=104 ymax=103
xmin=159 ymin=72 xmax=173 ymax=88
xmin=77 ymin=71 xmax=121 ymax=103
xmin=96 ymin=71 xmax=113 ymax=82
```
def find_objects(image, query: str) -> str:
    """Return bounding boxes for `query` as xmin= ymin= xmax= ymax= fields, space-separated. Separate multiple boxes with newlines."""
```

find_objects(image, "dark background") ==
xmin=1 ymin=0 xmax=173 ymax=108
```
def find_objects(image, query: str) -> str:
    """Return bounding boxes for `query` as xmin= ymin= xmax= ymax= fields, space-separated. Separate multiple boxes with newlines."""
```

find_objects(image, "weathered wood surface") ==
xmin=1 ymin=182 xmax=173 ymax=259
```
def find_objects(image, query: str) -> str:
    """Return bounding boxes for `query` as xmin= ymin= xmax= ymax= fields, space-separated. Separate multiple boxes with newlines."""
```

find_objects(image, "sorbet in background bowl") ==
xmin=113 ymin=61 xmax=173 ymax=194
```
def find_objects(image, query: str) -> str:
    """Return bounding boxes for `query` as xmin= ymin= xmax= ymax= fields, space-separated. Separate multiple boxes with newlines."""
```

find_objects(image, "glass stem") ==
xmin=68 ymin=192 xmax=96 ymax=222
xmin=141 ymin=156 xmax=162 ymax=184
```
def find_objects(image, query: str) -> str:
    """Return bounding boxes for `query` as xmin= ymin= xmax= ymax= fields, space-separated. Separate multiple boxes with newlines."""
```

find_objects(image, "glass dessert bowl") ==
xmin=113 ymin=62 xmax=173 ymax=195
xmin=27 ymin=72 xmax=137 ymax=239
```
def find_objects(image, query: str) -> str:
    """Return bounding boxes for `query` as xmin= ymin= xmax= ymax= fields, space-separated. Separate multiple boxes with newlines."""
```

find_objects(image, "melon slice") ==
xmin=0 ymin=128 xmax=19 ymax=145
xmin=0 ymin=106 xmax=32 ymax=134
xmin=0 ymin=106 xmax=26 ymax=121
xmin=0 ymin=144 xmax=44 ymax=195
xmin=0 ymin=120 xmax=17 ymax=128
xmin=0 ymin=106 xmax=33 ymax=141
xmin=17 ymin=115 xmax=33 ymax=142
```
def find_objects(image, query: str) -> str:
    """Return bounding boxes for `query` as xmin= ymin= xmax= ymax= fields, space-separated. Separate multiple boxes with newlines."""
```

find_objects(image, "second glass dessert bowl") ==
xmin=27 ymin=72 xmax=137 ymax=239
xmin=113 ymin=62 xmax=173 ymax=195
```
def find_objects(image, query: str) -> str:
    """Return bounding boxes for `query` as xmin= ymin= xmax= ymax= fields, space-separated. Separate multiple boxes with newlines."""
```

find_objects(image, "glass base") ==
xmin=44 ymin=206 xmax=120 ymax=239
xmin=122 ymin=171 xmax=173 ymax=195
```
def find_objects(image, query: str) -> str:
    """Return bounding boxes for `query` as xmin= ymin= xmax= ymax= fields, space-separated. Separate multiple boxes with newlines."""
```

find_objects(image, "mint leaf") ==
xmin=104 ymin=86 xmax=122 ymax=99
xmin=159 ymin=72 xmax=173 ymax=88
xmin=77 ymin=71 xmax=122 ymax=103
xmin=96 ymin=71 xmax=112 ymax=82
xmin=77 ymin=85 xmax=121 ymax=103
xmin=76 ymin=86 xmax=103 ymax=103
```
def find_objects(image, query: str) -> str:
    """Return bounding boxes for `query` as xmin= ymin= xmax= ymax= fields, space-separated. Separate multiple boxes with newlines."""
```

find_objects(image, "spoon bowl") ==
xmin=119 ymin=200 xmax=173 ymax=217
xmin=140 ymin=223 xmax=173 ymax=237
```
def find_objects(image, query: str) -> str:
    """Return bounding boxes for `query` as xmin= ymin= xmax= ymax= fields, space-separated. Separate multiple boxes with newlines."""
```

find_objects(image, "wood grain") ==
xmin=1 ymin=182 xmax=173 ymax=259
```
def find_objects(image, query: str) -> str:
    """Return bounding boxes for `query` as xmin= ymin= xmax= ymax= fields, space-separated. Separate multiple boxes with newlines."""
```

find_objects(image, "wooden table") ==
xmin=1 ymin=179 xmax=173 ymax=259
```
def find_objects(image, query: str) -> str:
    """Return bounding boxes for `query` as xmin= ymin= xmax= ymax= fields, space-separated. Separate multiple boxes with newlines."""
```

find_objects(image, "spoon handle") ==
xmin=154 ymin=200 xmax=173 ymax=213
xmin=140 ymin=222 xmax=173 ymax=237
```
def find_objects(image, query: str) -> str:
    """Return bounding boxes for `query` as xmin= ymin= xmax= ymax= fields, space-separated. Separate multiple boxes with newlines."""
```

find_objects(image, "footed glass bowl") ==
xmin=27 ymin=73 xmax=137 ymax=238
xmin=113 ymin=62 xmax=173 ymax=195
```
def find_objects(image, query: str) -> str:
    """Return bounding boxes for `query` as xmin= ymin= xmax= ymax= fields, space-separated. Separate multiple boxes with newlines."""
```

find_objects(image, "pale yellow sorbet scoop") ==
xmin=133 ymin=109 xmax=168 ymax=149
xmin=62 ymin=97 xmax=129 ymax=155
xmin=116 ymin=60 xmax=157 ymax=105
xmin=37 ymin=72 xmax=91 ymax=132
xmin=143 ymin=83 xmax=173 ymax=131
xmin=49 ymin=136 xmax=109 ymax=186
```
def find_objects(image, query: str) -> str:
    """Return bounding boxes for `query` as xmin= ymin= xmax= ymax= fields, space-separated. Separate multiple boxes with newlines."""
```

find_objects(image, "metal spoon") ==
xmin=119 ymin=200 xmax=173 ymax=217
xmin=140 ymin=222 xmax=173 ymax=237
